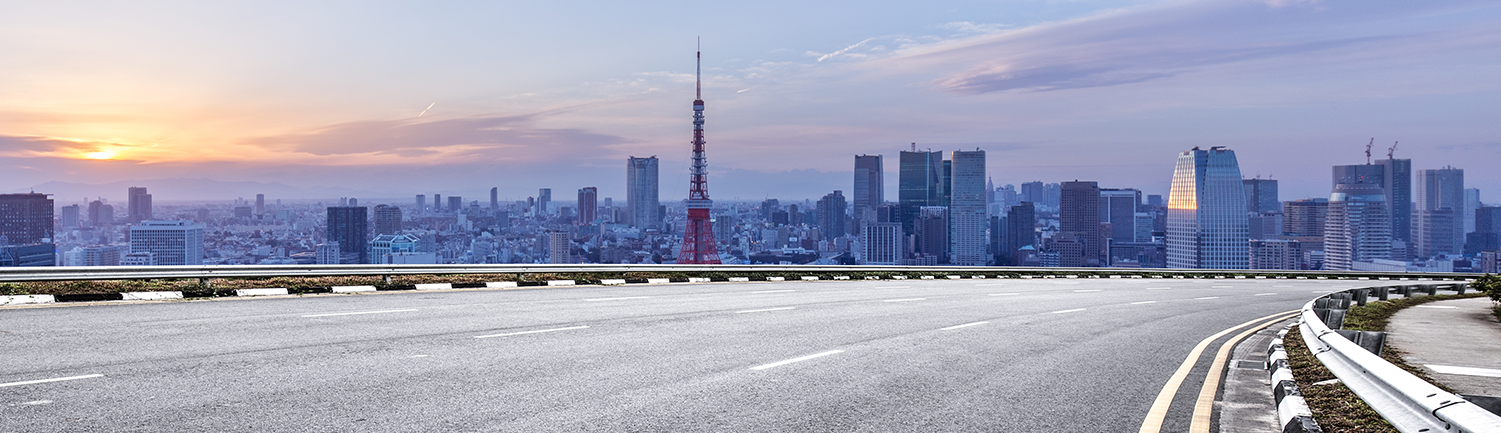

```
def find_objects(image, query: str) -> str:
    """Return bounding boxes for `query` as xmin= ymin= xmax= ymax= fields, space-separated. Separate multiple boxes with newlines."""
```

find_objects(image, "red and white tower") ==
xmin=678 ymin=46 xmax=721 ymax=264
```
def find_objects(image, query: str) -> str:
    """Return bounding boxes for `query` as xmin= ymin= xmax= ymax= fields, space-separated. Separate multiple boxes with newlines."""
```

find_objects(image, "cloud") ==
xmin=241 ymin=113 xmax=633 ymax=163
xmin=816 ymin=38 xmax=875 ymax=62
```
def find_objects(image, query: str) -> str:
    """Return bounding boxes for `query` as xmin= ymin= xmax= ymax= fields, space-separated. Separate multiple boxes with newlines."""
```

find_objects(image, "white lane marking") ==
xmin=302 ymin=309 xmax=418 ymax=318
xmin=1131 ymin=301 xmax=1157 ymax=305
xmin=973 ymin=283 xmax=1008 ymax=287
xmin=1416 ymin=305 xmax=1459 ymax=309
xmin=1051 ymin=308 xmax=1086 ymax=314
xmin=1211 ymin=286 xmax=1233 ymax=288
xmin=883 ymin=298 xmax=926 ymax=303
xmin=20 ymin=400 xmax=53 ymax=405
xmin=940 ymin=321 xmax=990 ymax=331
xmin=474 ymin=325 xmax=589 ymax=339
xmin=0 ymin=374 xmax=104 ymax=388
xmin=871 ymin=286 xmax=911 ymax=289
xmin=1274 ymin=285 xmax=1296 ymax=288
xmin=749 ymin=290 xmax=795 ymax=294
xmin=410 ymin=355 xmax=429 ymax=358
xmin=1427 ymin=364 xmax=1501 ymax=378
xmin=988 ymin=293 xmax=1019 ymax=296
xmin=750 ymin=350 xmax=844 ymax=371
xmin=1195 ymin=297 xmax=1220 ymax=300
xmin=1073 ymin=289 xmax=1102 ymax=293
xmin=1311 ymin=290 xmax=1331 ymax=293
xmin=736 ymin=307 xmax=796 ymax=314
xmin=1147 ymin=287 xmax=1170 ymax=290
xmin=1253 ymin=293 xmax=1277 ymax=296
xmin=583 ymin=297 xmax=650 ymax=302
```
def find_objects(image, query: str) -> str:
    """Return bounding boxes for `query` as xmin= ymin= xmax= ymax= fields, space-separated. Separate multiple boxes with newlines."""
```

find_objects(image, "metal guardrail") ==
xmin=1299 ymin=284 xmax=1501 ymax=433
xmin=0 ymin=263 xmax=1482 ymax=283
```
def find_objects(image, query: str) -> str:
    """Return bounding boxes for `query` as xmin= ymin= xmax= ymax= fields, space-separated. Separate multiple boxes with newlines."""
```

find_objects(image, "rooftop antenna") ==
xmin=911 ymin=142 xmax=917 ymax=152
xmin=1365 ymin=138 xmax=1373 ymax=164
xmin=1388 ymin=141 xmax=1398 ymax=160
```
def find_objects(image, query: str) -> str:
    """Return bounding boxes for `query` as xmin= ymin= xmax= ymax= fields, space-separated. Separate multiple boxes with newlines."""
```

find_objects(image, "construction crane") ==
xmin=1365 ymin=138 xmax=1373 ymax=164
xmin=1388 ymin=141 xmax=1398 ymax=160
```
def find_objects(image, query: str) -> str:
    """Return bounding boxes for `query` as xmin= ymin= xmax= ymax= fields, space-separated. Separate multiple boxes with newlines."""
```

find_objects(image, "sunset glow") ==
xmin=85 ymin=151 xmax=116 ymax=160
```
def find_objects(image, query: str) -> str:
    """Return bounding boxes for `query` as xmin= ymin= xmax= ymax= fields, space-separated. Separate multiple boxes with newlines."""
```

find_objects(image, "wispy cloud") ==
xmin=242 ymin=113 xmax=632 ymax=163
xmin=816 ymin=38 xmax=875 ymax=62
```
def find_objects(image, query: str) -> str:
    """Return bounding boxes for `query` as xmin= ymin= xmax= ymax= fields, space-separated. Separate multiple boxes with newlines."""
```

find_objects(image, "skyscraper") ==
xmin=448 ymin=196 xmax=463 ymax=215
xmin=1060 ymin=181 xmax=1101 ymax=266
xmin=577 ymin=187 xmax=598 ymax=224
xmin=677 ymin=47 xmax=721 ymax=264
xmin=0 ymin=193 xmax=54 ymax=244
xmin=1005 ymin=202 xmax=1036 ymax=260
xmin=326 ymin=206 xmax=368 ymax=264
xmin=490 ymin=187 xmax=499 ymax=210
xmin=898 ymin=148 xmax=943 ymax=235
xmin=1242 ymin=179 xmax=1278 ymax=213
xmin=860 ymin=222 xmax=903 ymax=265
xmin=1416 ymin=167 xmax=1465 ymax=256
xmin=255 ymin=193 xmax=265 ymax=216
xmin=548 ymin=231 xmax=570 ymax=264
xmin=853 ymin=154 xmax=883 ymax=229
xmin=1099 ymin=188 xmax=1140 ymax=247
xmin=59 ymin=204 xmax=80 ymax=231
xmin=537 ymin=188 xmax=552 ymax=218
xmin=1324 ymin=183 xmax=1390 ymax=270
xmin=1020 ymin=182 xmax=1046 ymax=204
xmin=816 ymin=191 xmax=847 ymax=242
xmin=915 ymin=206 xmax=949 ymax=262
xmin=373 ymin=204 xmax=402 ymax=235
xmin=949 ymin=150 xmax=987 ymax=266
xmin=626 ymin=156 xmax=660 ymax=229
xmin=416 ymin=194 xmax=426 ymax=213
xmin=1374 ymin=158 xmax=1412 ymax=244
xmin=433 ymin=194 xmax=442 ymax=212
xmin=129 ymin=220 xmax=204 ymax=266
xmin=1166 ymin=147 xmax=1249 ymax=269
xmin=127 ymin=186 xmax=152 ymax=224
xmin=1464 ymin=188 xmax=1480 ymax=235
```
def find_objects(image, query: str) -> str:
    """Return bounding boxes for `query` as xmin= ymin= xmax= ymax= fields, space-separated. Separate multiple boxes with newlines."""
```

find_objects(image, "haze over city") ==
xmin=3 ymin=0 xmax=1498 ymax=202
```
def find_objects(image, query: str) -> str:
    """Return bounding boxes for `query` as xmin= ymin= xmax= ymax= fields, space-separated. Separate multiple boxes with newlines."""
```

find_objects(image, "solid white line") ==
xmin=1052 ymin=308 xmax=1086 ymax=314
xmin=871 ymin=286 xmax=911 ymax=289
xmin=749 ymin=290 xmax=795 ymax=294
xmin=1073 ymin=289 xmax=1102 ymax=293
xmin=1253 ymin=293 xmax=1277 ymax=296
xmin=750 ymin=350 xmax=844 ymax=370
xmin=1131 ymin=301 xmax=1157 ymax=305
xmin=1147 ymin=287 xmax=1170 ymax=290
xmin=883 ymin=298 xmax=926 ymax=302
xmin=988 ymin=293 xmax=1019 ymax=296
xmin=474 ymin=325 xmax=589 ymax=339
xmin=940 ymin=321 xmax=989 ymax=331
xmin=736 ymin=307 xmax=796 ymax=314
xmin=1211 ymin=286 xmax=1233 ymax=288
xmin=583 ymin=297 xmax=650 ymax=302
xmin=302 ymin=309 xmax=418 ymax=318
xmin=1416 ymin=305 xmax=1459 ymax=309
xmin=0 ymin=374 xmax=104 ymax=388
xmin=1195 ymin=297 xmax=1220 ymax=300
xmin=1273 ymin=285 xmax=1296 ymax=288
xmin=1427 ymin=364 xmax=1501 ymax=378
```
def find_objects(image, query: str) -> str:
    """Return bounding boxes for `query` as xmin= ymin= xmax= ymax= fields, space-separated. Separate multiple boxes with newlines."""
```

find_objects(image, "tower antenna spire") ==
xmin=679 ymin=39 xmax=720 ymax=264
xmin=696 ymin=37 xmax=702 ymax=100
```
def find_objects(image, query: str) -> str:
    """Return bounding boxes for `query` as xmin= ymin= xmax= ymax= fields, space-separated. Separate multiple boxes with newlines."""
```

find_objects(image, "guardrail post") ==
xmin=1353 ymin=289 xmax=1369 ymax=306
xmin=198 ymin=277 xmax=211 ymax=288
xmin=1425 ymin=285 xmax=1438 ymax=296
xmin=1375 ymin=286 xmax=1389 ymax=301
xmin=383 ymin=275 xmax=392 ymax=285
xmin=1456 ymin=283 xmax=1467 ymax=295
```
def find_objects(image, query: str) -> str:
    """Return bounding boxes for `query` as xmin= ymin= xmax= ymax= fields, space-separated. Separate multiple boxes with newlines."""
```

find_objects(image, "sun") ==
xmin=85 ymin=151 xmax=116 ymax=160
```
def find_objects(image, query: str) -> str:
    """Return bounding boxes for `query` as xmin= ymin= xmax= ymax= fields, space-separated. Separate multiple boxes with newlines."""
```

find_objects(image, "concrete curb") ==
xmin=687 ymin=277 xmax=711 ymax=283
xmin=546 ymin=280 xmax=575 ymax=286
xmin=599 ymin=279 xmax=627 ymax=285
xmin=235 ymin=288 xmax=288 ymax=297
xmin=121 ymin=291 xmax=183 ymax=301
xmin=0 ymin=294 xmax=55 ymax=305
xmin=414 ymin=283 xmax=453 ymax=290
xmin=1268 ymin=326 xmax=1324 ymax=433
xmin=331 ymin=286 xmax=378 ymax=293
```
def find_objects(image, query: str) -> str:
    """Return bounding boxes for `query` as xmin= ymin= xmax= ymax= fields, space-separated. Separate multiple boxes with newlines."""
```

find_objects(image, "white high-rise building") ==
xmin=859 ymin=222 xmax=903 ymax=265
xmin=626 ymin=156 xmax=660 ymax=229
xmin=1166 ymin=147 xmax=1249 ymax=269
xmin=948 ymin=150 xmax=987 ymax=266
xmin=548 ymin=231 xmax=570 ymax=264
xmin=1324 ymin=183 xmax=1391 ymax=271
xmin=128 ymin=220 xmax=204 ymax=266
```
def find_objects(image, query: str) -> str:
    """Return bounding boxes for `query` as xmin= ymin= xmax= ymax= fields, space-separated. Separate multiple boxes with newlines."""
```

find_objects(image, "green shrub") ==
xmin=1474 ymin=274 xmax=1501 ymax=304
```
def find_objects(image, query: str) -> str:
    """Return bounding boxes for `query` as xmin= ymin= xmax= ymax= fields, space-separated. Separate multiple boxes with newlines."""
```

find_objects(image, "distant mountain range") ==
xmin=15 ymin=179 xmax=390 ymax=202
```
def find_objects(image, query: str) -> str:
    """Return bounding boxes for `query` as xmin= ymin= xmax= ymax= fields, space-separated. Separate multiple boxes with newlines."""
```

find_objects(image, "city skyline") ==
xmin=3 ymin=1 xmax=1499 ymax=202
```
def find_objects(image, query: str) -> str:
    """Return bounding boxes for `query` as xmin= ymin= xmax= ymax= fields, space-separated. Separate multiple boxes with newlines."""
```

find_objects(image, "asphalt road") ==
xmin=0 ymin=277 xmax=1362 ymax=432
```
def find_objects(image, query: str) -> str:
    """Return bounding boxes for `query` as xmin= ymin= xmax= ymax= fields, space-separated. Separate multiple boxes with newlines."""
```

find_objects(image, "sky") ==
xmin=2 ymin=0 xmax=1499 ymax=204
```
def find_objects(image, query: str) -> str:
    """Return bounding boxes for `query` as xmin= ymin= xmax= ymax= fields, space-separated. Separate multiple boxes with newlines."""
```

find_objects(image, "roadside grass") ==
xmin=1288 ymin=291 xmax=1480 ymax=432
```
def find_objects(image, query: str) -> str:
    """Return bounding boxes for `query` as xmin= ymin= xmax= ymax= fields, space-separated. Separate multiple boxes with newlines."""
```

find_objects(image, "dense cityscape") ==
xmin=1 ymin=140 xmax=1495 ymax=273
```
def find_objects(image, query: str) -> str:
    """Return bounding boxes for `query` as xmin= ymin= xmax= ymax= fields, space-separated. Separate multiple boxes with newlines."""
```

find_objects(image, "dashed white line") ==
xmin=1427 ymin=364 xmax=1501 ymax=378
xmin=988 ymin=293 xmax=1019 ymax=296
xmin=750 ymin=350 xmax=844 ymax=371
xmin=883 ymin=298 xmax=926 ymax=303
xmin=1211 ymin=286 xmax=1234 ymax=288
xmin=1073 ymin=289 xmax=1102 ymax=293
xmin=474 ymin=325 xmax=589 ymax=339
xmin=1274 ymin=285 xmax=1296 ymax=288
xmin=1253 ymin=293 xmax=1277 ymax=296
xmin=736 ymin=307 xmax=796 ymax=314
xmin=1416 ymin=305 xmax=1458 ymax=309
xmin=583 ymin=297 xmax=650 ymax=302
xmin=1195 ymin=297 xmax=1220 ymax=300
xmin=872 ymin=286 xmax=911 ymax=289
xmin=1131 ymin=301 xmax=1157 ymax=305
xmin=410 ymin=355 xmax=429 ymax=358
xmin=973 ymin=283 xmax=1008 ymax=287
xmin=1146 ymin=287 xmax=1170 ymax=290
xmin=1051 ymin=308 xmax=1086 ymax=314
xmin=0 ymin=374 xmax=104 ymax=388
xmin=749 ymin=290 xmax=795 ymax=294
xmin=302 ymin=309 xmax=418 ymax=318
xmin=940 ymin=321 xmax=990 ymax=331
